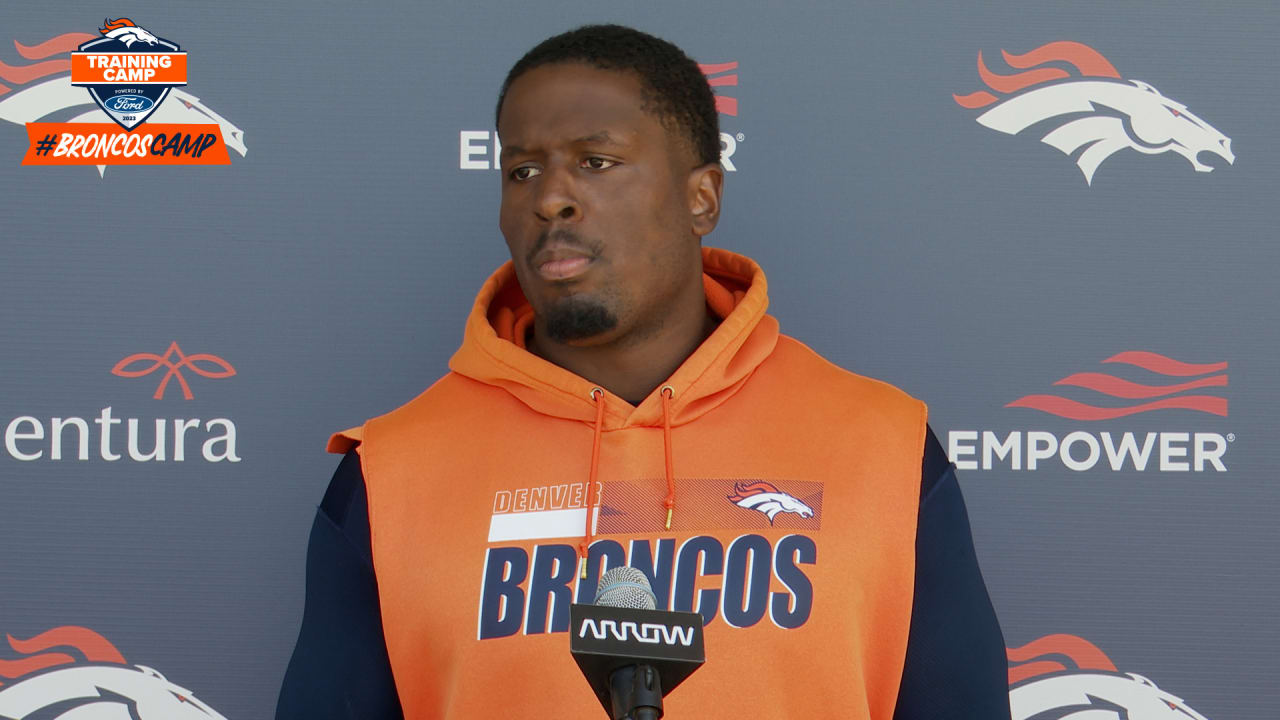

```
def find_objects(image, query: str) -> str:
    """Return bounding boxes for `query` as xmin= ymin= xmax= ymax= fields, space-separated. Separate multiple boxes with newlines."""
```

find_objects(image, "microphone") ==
xmin=570 ymin=567 xmax=706 ymax=719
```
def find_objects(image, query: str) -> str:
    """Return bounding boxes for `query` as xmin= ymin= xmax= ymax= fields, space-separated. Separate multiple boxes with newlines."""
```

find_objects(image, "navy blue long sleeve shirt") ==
xmin=277 ymin=426 xmax=1010 ymax=719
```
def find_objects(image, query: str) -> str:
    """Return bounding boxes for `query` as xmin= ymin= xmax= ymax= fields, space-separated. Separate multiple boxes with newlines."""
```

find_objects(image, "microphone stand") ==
xmin=610 ymin=663 xmax=663 ymax=720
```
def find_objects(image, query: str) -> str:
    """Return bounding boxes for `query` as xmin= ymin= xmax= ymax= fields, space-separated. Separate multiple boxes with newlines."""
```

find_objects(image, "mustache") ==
xmin=527 ymin=228 xmax=602 ymax=265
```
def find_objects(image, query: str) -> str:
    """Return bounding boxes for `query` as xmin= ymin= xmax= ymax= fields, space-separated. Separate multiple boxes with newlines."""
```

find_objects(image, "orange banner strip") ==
xmin=70 ymin=53 xmax=187 ymax=85
xmin=23 ymin=123 xmax=229 ymax=165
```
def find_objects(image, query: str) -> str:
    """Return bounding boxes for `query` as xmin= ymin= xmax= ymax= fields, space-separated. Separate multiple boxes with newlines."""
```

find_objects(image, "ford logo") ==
xmin=105 ymin=95 xmax=154 ymax=112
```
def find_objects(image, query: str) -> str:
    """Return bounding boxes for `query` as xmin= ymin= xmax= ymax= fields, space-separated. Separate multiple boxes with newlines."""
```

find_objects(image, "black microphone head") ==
xmin=594 ymin=566 xmax=657 ymax=610
xmin=571 ymin=567 xmax=706 ymax=717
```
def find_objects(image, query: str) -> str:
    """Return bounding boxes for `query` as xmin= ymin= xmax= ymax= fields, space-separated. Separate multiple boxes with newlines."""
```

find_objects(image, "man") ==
xmin=278 ymin=24 xmax=1009 ymax=719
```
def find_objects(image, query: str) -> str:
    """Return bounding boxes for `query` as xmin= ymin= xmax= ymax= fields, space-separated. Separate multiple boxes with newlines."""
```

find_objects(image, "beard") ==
xmin=540 ymin=294 xmax=619 ymax=342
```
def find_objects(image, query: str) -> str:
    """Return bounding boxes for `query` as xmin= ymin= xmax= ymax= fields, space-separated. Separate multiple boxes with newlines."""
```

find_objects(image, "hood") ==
xmin=448 ymin=246 xmax=779 ymax=431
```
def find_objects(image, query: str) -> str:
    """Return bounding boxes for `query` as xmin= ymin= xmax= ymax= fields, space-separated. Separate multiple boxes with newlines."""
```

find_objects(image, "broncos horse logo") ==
xmin=954 ymin=41 xmax=1233 ymax=185
xmin=98 ymin=18 xmax=160 ymax=48
xmin=1007 ymin=634 xmax=1210 ymax=720
xmin=727 ymin=481 xmax=814 ymax=524
xmin=0 ymin=626 xmax=227 ymax=720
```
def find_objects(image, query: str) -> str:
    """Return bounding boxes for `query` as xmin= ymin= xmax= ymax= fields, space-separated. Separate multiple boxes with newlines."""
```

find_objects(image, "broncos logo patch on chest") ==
xmin=727 ymin=481 xmax=814 ymax=524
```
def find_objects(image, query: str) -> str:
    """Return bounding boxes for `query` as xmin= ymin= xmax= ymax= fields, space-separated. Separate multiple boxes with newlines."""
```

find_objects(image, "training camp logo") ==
xmin=76 ymin=18 xmax=182 ymax=130
xmin=461 ymin=60 xmax=743 ymax=172
xmin=1 ymin=18 xmax=247 ymax=175
xmin=0 ymin=625 xmax=227 ymax=720
xmin=1 ymin=342 xmax=240 ymax=463
xmin=948 ymin=350 xmax=1232 ymax=473
xmin=954 ymin=41 xmax=1233 ymax=185
xmin=1007 ymin=634 xmax=1210 ymax=720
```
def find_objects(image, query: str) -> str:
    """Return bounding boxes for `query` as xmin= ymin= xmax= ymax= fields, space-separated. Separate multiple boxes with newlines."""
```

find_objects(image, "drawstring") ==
xmin=579 ymin=387 xmax=605 ymax=579
xmin=576 ymin=385 xmax=679 ymax=578
xmin=660 ymin=385 xmax=676 ymax=530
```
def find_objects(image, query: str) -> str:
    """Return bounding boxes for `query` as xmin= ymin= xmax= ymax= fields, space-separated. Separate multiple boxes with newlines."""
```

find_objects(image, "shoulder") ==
xmin=328 ymin=371 xmax=499 ymax=454
xmin=765 ymin=334 xmax=927 ymax=421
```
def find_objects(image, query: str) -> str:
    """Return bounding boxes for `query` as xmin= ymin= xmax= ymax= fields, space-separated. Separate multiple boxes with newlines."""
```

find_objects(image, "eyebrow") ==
xmin=500 ymin=131 xmax=624 ymax=160
xmin=573 ymin=131 xmax=622 ymax=146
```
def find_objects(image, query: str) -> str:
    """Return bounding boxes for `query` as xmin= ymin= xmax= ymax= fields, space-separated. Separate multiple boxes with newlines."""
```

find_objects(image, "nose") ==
xmin=534 ymin=165 xmax=580 ymax=222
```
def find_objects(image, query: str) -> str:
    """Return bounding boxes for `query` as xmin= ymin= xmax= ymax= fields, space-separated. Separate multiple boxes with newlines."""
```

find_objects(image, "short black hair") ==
xmin=495 ymin=24 xmax=721 ymax=167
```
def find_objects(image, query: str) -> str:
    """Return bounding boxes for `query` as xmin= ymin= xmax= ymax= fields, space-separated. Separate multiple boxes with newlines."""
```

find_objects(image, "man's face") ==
xmin=497 ymin=62 xmax=709 ymax=346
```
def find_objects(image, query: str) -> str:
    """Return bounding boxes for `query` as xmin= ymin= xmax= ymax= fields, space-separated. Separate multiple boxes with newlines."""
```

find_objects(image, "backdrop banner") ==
xmin=1 ymin=3 xmax=1276 ymax=719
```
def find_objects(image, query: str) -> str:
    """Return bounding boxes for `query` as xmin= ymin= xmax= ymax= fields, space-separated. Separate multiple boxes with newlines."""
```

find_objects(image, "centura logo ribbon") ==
xmin=112 ymin=341 xmax=237 ymax=400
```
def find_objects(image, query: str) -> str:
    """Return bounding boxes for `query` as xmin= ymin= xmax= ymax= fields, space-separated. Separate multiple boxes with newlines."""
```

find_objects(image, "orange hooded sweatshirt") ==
xmin=329 ymin=246 xmax=925 ymax=719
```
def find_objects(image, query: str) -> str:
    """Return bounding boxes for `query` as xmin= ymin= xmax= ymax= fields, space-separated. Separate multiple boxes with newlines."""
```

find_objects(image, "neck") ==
xmin=529 ymin=281 xmax=718 ymax=406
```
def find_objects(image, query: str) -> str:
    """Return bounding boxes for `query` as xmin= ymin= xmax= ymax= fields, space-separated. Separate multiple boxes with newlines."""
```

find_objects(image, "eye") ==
xmin=1167 ymin=107 xmax=1181 ymax=117
xmin=509 ymin=165 xmax=541 ymax=181
xmin=582 ymin=157 xmax=617 ymax=170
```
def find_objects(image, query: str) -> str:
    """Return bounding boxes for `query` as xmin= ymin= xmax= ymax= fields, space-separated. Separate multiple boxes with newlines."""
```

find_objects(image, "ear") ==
xmin=686 ymin=162 xmax=723 ymax=238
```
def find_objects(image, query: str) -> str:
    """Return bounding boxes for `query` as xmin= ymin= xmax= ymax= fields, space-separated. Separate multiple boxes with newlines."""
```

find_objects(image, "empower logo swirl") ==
xmin=111 ymin=341 xmax=236 ymax=400
xmin=698 ymin=62 xmax=738 ymax=116
xmin=1007 ymin=351 xmax=1227 ymax=421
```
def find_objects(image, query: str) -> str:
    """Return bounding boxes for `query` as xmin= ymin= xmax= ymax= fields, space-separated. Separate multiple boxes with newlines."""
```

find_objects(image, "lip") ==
xmin=532 ymin=246 xmax=596 ymax=281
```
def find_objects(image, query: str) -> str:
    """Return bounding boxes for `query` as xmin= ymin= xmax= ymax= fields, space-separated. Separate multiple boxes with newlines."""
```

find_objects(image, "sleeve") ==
xmin=892 ymin=426 xmax=1011 ymax=720
xmin=276 ymin=451 xmax=405 ymax=720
